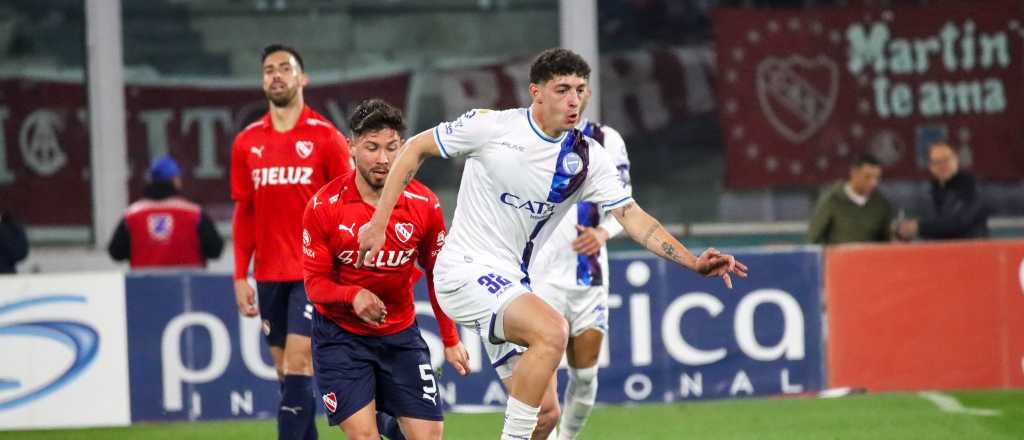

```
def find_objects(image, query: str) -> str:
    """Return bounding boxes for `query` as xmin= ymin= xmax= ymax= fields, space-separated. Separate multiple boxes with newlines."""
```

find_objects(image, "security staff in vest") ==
xmin=108 ymin=155 xmax=224 ymax=268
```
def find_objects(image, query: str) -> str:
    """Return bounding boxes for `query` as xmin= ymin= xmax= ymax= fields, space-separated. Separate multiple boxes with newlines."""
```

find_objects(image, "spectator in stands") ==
xmin=895 ymin=142 xmax=990 ymax=241
xmin=108 ymin=155 xmax=224 ymax=268
xmin=807 ymin=153 xmax=894 ymax=245
xmin=0 ymin=210 xmax=29 ymax=274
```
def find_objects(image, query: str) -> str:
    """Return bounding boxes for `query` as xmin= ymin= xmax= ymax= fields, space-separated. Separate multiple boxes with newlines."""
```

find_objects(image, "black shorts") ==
xmin=312 ymin=310 xmax=443 ymax=425
xmin=256 ymin=281 xmax=313 ymax=347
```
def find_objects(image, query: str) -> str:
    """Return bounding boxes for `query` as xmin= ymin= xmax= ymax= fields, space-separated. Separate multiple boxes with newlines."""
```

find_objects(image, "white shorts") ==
xmin=532 ymin=278 xmax=609 ymax=337
xmin=433 ymin=254 xmax=528 ymax=379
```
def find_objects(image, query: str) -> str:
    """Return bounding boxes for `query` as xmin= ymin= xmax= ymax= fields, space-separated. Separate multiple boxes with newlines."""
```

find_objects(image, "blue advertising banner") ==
xmin=415 ymin=249 xmax=824 ymax=408
xmin=122 ymin=248 xmax=823 ymax=421
xmin=126 ymin=273 xmax=279 ymax=422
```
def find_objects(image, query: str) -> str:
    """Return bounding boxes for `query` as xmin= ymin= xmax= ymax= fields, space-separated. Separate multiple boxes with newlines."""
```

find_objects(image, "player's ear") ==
xmin=300 ymin=72 xmax=309 ymax=87
xmin=529 ymin=83 xmax=541 ymax=101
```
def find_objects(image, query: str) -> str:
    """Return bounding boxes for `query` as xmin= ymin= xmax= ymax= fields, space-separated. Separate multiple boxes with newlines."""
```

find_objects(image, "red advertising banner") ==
xmin=715 ymin=3 xmax=1024 ymax=188
xmin=0 ymin=73 xmax=410 ymax=226
xmin=825 ymin=240 xmax=1024 ymax=391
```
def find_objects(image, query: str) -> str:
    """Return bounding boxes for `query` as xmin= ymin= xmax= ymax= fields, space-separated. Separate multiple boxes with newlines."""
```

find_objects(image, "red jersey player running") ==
xmin=302 ymin=99 xmax=470 ymax=440
xmin=231 ymin=44 xmax=351 ymax=440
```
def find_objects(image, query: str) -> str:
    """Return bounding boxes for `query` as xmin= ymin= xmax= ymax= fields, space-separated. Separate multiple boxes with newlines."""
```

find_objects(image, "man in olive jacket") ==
xmin=808 ymin=154 xmax=894 ymax=245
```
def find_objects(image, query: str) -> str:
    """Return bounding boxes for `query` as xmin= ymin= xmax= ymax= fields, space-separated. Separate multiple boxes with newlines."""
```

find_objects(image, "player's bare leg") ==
xmin=396 ymin=417 xmax=443 ymax=440
xmin=559 ymin=329 xmax=603 ymax=440
xmin=500 ymin=293 xmax=569 ymax=439
xmin=505 ymin=372 xmax=560 ymax=440
xmin=270 ymin=346 xmax=285 ymax=379
xmin=339 ymin=400 xmax=381 ymax=440
xmin=279 ymin=334 xmax=316 ymax=440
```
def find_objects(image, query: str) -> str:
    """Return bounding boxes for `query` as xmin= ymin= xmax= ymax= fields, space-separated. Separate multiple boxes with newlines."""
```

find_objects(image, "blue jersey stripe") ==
xmin=518 ymin=216 xmax=551 ymax=289
xmin=546 ymin=129 xmax=590 ymax=204
xmin=433 ymin=126 xmax=451 ymax=159
xmin=575 ymin=202 xmax=603 ymax=287
xmin=527 ymin=108 xmax=566 ymax=143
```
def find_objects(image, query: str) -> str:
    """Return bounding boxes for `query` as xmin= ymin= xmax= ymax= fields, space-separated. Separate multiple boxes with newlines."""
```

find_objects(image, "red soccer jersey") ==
xmin=301 ymin=172 xmax=459 ymax=346
xmin=230 ymin=105 xmax=351 ymax=281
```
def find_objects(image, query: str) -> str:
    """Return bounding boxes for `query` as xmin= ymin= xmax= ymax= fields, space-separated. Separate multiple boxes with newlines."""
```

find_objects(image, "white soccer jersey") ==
xmin=432 ymin=108 xmax=633 ymax=286
xmin=530 ymin=119 xmax=632 ymax=290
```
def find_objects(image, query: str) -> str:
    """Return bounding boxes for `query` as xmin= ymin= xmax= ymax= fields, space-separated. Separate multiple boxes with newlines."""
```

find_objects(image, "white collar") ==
xmin=844 ymin=183 xmax=868 ymax=207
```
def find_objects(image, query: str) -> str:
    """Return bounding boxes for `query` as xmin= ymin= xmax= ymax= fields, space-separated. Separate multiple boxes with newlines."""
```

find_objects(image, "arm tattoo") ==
xmin=661 ymin=242 xmax=682 ymax=263
xmin=641 ymin=223 xmax=659 ymax=249
xmin=402 ymin=170 xmax=415 ymax=186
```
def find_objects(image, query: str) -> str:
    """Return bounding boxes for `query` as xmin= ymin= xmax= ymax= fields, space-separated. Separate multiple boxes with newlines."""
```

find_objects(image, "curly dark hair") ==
xmin=529 ymin=48 xmax=591 ymax=84
xmin=348 ymin=98 xmax=406 ymax=137
xmin=261 ymin=44 xmax=305 ymax=71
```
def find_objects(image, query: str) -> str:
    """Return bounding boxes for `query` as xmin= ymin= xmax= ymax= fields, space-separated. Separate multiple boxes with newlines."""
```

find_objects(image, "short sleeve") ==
xmin=230 ymin=133 xmax=252 ymax=202
xmin=581 ymin=140 xmax=633 ymax=212
xmin=432 ymin=109 xmax=500 ymax=159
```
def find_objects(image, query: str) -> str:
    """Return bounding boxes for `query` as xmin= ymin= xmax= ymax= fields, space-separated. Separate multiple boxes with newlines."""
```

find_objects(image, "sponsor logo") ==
xmin=295 ymin=141 xmax=314 ymax=159
xmin=302 ymin=229 xmax=311 ymax=247
xmin=147 ymin=214 xmax=174 ymax=241
xmin=499 ymin=193 xmax=555 ymax=219
xmin=251 ymin=167 xmax=313 ymax=189
xmin=250 ymin=145 xmax=264 ymax=158
xmin=336 ymin=249 xmax=414 ymax=268
xmin=0 ymin=295 xmax=100 ymax=411
xmin=261 ymin=320 xmax=271 ymax=336
xmin=338 ymin=223 xmax=355 ymax=237
xmin=322 ymin=392 xmax=337 ymax=413
xmin=394 ymin=223 xmax=414 ymax=243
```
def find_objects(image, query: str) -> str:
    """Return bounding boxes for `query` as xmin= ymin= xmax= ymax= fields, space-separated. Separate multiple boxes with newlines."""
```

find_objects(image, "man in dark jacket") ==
xmin=108 ymin=155 xmax=224 ymax=268
xmin=896 ymin=142 xmax=989 ymax=240
xmin=0 ymin=211 xmax=28 ymax=273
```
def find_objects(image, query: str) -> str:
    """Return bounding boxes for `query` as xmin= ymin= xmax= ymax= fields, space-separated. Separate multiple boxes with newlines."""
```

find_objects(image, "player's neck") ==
xmin=529 ymin=104 xmax=565 ymax=139
xmin=268 ymin=97 xmax=304 ymax=132
xmin=355 ymin=174 xmax=382 ymax=206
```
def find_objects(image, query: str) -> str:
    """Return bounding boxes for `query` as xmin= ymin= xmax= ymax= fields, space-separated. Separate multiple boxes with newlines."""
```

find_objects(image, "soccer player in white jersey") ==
xmin=357 ymin=48 xmax=748 ymax=439
xmin=529 ymin=84 xmax=629 ymax=440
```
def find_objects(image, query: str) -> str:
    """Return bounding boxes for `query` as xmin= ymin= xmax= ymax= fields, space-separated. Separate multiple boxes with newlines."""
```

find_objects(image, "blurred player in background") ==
xmin=529 ymin=84 xmax=631 ymax=439
xmin=357 ymin=48 xmax=748 ymax=439
xmin=303 ymin=98 xmax=470 ymax=440
xmin=230 ymin=44 xmax=351 ymax=440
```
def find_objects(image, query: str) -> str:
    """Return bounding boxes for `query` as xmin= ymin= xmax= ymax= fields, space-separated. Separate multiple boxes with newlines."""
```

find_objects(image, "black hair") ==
xmin=348 ymin=98 xmax=406 ymax=137
xmin=851 ymin=153 xmax=881 ymax=168
xmin=529 ymin=48 xmax=591 ymax=84
xmin=261 ymin=44 xmax=305 ymax=71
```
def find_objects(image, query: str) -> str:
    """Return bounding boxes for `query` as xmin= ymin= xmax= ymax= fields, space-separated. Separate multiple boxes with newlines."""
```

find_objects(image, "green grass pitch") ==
xmin=4 ymin=390 xmax=1022 ymax=439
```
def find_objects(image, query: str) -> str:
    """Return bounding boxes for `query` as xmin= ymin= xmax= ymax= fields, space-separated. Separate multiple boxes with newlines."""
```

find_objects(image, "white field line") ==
xmin=918 ymin=391 xmax=1001 ymax=416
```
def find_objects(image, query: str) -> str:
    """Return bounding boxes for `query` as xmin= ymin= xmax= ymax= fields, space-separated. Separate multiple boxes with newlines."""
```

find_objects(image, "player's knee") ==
xmin=571 ymin=365 xmax=598 ymax=388
xmin=341 ymin=425 xmax=379 ymax=440
xmin=535 ymin=316 xmax=569 ymax=354
xmin=282 ymin=349 xmax=312 ymax=375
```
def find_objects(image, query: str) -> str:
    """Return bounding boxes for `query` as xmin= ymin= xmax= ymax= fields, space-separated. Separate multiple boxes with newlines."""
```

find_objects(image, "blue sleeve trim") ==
xmin=434 ymin=126 xmax=451 ymax=159
xmin=600 ymin=196 xmax=634 ymax=211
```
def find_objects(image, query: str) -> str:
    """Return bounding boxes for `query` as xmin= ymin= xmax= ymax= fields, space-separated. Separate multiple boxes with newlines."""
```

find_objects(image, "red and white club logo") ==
xmin=394 ymin=223 xmax=414 ymax=243
xmin=295 ymin=140 xmax=314 ymax=159
xmin=322 ymin=392 xmax=337 ymax=413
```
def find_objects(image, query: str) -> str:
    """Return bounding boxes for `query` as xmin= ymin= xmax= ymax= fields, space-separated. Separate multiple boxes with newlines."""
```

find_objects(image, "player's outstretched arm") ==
xmin=611 ymin=202 xmax=749 ymax=288
xmin=356 ymin=130 xmax=441 ymax=268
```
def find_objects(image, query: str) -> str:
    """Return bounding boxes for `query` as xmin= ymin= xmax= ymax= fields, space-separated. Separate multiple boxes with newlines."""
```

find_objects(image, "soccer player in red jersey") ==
xmin=302 ymin=99 xmax=469 ymax=440
xmin=230 ymin=44 xmax=352 ymax=440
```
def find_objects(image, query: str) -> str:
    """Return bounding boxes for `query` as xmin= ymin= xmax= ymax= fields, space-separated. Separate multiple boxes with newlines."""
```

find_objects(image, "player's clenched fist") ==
xmin=352 ymin=288 xmax=387 ymax=326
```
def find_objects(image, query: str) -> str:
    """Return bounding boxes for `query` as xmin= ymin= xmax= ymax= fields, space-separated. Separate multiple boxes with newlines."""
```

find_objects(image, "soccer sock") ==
xmin=502 ymin=395 xmax=540 ymax=440
xmin=278 ymin=375 xmax=317 ymax=440
xmin=559 ymin=366 xmax=598 ymax=440
xmin=376 ymin=411 xmax=406 ymax=440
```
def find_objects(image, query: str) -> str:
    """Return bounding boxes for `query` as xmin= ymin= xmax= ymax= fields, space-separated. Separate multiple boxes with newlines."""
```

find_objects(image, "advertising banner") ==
xmin=826 ymin=240 xmax=1024 ymax=391
xmin=0 ymin=272 xmax=130 ymax=429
